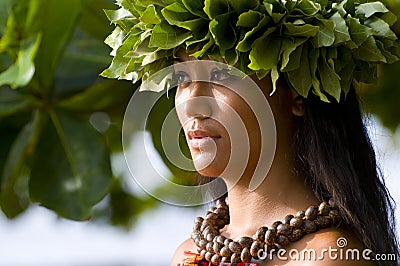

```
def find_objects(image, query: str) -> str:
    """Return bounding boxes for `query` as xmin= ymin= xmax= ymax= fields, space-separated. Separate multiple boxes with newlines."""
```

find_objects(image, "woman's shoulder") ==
xmin=270 ymin=227 xmax=375 ymax=266
xmin=170 ymin=227 xmax=375 ymax=266
xmin=170 ymin=238 xmax=198 ymax=266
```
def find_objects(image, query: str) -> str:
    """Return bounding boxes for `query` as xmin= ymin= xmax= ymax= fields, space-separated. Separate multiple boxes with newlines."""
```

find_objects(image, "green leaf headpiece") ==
xmin=101 ymin=0 xmax=400 ymax=102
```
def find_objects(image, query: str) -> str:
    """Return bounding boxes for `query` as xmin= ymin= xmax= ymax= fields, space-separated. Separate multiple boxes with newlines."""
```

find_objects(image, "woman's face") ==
xmin=174 ymin=51 xmax=274 ymax=179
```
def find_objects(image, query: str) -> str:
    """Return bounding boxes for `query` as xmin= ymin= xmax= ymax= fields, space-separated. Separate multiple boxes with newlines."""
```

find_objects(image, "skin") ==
xmin=171 ymin=50 xmax=373 ymax=266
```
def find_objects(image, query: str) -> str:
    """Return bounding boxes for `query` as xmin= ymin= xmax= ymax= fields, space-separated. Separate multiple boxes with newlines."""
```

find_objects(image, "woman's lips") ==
xmin=187 ymin=130 xmax=220 ymax=149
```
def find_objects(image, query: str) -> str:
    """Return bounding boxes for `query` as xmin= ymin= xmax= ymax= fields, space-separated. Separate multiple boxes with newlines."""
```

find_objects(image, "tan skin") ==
xmin=171 ymin=50 xmax=373 ymax=266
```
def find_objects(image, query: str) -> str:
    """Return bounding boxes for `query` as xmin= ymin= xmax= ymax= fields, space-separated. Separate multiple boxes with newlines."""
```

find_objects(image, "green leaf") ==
xmin=355 ymin=1 xmax=389 ymax=18
xmin=101 ymin=34 xmax=139 ymax=79
xmin=282 ymin=44 xmax=303 ymax=72
xmin=1 ymin=112 xmax=43 ymax=218
xmin=140 ymin=5 xmax=161 ymax=24
xmin=365 ymin=16 xmax=397 ymax=41
xmin=0 ymin=35 xmax=41 ymax=89
xmin=295 ymin=0 xmax=319 ymax=16
xmin=283 ymin=23 xmax=319 ymax=37
xmin=182 ymin=0 xmax=208 ymax=19
xmin=0 ymin=87 xmax=31 ymax=119
xmin=249 ymin=32 xmax=282 ymax=71
xmin=204 ymin=0 xmax=229 ymax=19
xmin=191 ymin=36 xmax=215 ymax=58
xmin=33 ymin=0 xmax=83 ymax=92
xmin=237 ymin=10 xmax=262 ymax=27
xmin=353 ymin=36 xmax=387 ymax=62
xmin=58 ymin=80 xmax=134 ymax=112
xmin=347 ymin=17 xmax=373 ymax=46
xmin=287 ymin=46 xmax=312 ymax=98
xmin=162 ymin=2 xmax=207 ymax=31
xmin=318 ymin=50 xmax=341 ymax=102
xmin=149 ymin=21 xmax=192 ymax=49
xmin=376 ymin=40 xmax=399 ymax=64
xmin=330 ymin=12 xmax=351 ymax=45
xmin=270 ymin=66 xmax=279 ymax=95
xmin=280 ymin=37 xmax=307 ymax=71
xmin=30 ymin=110 xmax=112 ymax=220
xmin=104 ymin=8 xmax=133 ymax=23
xmin=228 ymin=0 xmax=259 ymax=13
xmin=209 ymin=13 xmax=236 ymax=52
xmin=236 ymin=15 xmax=271 ymax=52
xmin=0 ymin=0 xmax=15 ymax=36
xmin=312 ymin=19 xmax=335 ymax=47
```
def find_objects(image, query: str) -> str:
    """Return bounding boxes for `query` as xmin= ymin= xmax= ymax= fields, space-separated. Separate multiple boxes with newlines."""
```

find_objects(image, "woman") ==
xmin=170 ymin=50 xmax=398 ymax=266
xmin=102 ymin=0 xmax=400 ymax=265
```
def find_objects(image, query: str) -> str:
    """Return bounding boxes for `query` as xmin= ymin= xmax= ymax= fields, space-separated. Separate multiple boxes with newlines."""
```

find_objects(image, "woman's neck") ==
xmin=221 ymin=152 xmax=319 ymax=240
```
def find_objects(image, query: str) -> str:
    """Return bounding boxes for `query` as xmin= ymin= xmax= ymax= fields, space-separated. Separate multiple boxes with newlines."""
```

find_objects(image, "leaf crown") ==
xmin=102 ymin=0 xmax=400 ymax=102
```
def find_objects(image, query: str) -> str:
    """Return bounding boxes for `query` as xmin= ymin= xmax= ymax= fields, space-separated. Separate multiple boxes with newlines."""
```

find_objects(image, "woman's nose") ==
xmin=184 ymin=81 xmax=213 ymax=119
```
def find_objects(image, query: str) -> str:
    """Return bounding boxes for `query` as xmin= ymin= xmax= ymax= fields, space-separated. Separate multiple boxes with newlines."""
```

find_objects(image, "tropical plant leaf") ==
xmin=29 ymin=110 xmax=112 ymax=220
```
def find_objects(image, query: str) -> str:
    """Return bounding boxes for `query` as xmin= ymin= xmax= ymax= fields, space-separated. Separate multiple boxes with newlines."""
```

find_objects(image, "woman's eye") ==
xmin=175 ymin=71 xmax=191 ymax=85
xmin=210 ymin=68 xmax=232 ymax=82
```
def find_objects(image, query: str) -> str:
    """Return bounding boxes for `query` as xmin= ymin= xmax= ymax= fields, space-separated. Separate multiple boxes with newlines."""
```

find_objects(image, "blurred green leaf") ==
xmin=0 ymin=87 xmax=31 ymax=119
xmin=1 ymin=112 xmax=43 ymax=218
xmin=29 ymin=110 xmax=112 ymax=220
xmin=0 ymin=35 xmax=41 ymax=89
xmin=33 ymin=0 xmax=82 ymax=91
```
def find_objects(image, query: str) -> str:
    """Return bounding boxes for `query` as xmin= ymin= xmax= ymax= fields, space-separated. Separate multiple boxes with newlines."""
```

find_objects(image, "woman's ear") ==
xmin=291 ymin=90 xmax=305 ymax=116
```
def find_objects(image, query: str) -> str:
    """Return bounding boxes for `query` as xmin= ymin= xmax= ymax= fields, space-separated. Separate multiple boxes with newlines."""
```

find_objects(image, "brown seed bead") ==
xmin=296 ymin=210 xmax=305 ymax=218
xmin=314 ymin=216 xmax=331 ymax=228
xmin=217 ymin=219 xmax=226 ymax=229
xmin=276 ymin=235 xmax=289 ymax=247
xmin=277 ymin=223 xmax=292 ymax=236
xmin=231 ymin=253 xmax=241 ymax=263
xmin=206 ymin=212 xmax=218 ymax=221
xmin=200 ymin=249 xmax=207 ymax=259
xmin=215 ymin=207 xmax=228 ymax=217
xmin=206 ymin=242 xmax=214 ymax=252
xmin=284 ymin=214 xmax=294 ymax=225
xmin=200 ymin=223 xmax=208 ymax=232
xmin=305 ymin=206 xmax=318 ymax=220
xmin=303 ymin=220 xmax=317 ymax=233
xmin=216 ymin=198 xmax=226 ymax=207
xmin=241 ymin=247 xmax=251 ymax=262
xmin=229 ymin=241 xmax=242 ymax=254
xmin=289 ymin=228 xmax=304 ymax=242
xmin=198 ymin=239 xmax=207 ymax=249
xmin=206 ymin=233 xmax=214 ymax=242
xmin=265 ymin=228 xmax=277 ymax=245
xmin=221 ymin=256 xmax=230 ymax=263
xmin=250 ymin=241 xmax=262 ymax=257
xmin=211 ymin=254 xmax=221 ymax=265
xmin=271 ymin=221 xmax=282 ymax=229
xmin=329 ymin=209 xmax=341 ymax=224
xmin=193 ymin=222 xmax=201 ymax=231
xmin=238 ymin=236 xmax=253 ymax=249
xmin=213 ymin=242 xmax=224 ymax=254
xmin=205 ymin=251 xmax=214 ymax=262
xmin=220 ymin=246 xmax=232 ymax=257
xmin=318 ymin=201 xmax=330 ymax=216
xmin=224 ymin=238 xmax=232 ymax=247
xmin=195 ymin=217 xmax=204 ymax=224
xmin=290 ymin=217 xmax=304 ymax=228
xmin=216 ymin=235 xmax=226 ymax=244
xmin=254 ymin=226 xmax=268 ymax=242
xmin=210 ymin=206 xmax=218 ymax=212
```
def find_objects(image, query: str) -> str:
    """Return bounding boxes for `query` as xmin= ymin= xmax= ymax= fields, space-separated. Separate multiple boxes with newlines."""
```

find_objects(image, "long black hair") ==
xmin=294 ymin=87 xmax=399 ymax=265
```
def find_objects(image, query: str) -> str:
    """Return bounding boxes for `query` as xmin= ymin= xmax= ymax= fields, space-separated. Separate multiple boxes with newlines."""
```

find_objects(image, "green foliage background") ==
xmin=0 ymin=0 xmax=399 ymax=227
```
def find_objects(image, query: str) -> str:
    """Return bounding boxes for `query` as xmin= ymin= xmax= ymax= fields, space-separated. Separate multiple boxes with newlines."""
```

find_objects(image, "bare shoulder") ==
xmin=270 ymin=227 xmax=375 ymax=266
xmin=170 ymin=238 xmax=197 ymax=266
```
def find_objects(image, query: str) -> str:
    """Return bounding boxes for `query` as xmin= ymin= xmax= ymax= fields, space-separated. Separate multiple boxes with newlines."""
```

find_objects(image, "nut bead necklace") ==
xmin=191 ymin=198 xmax=341 ymax=265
